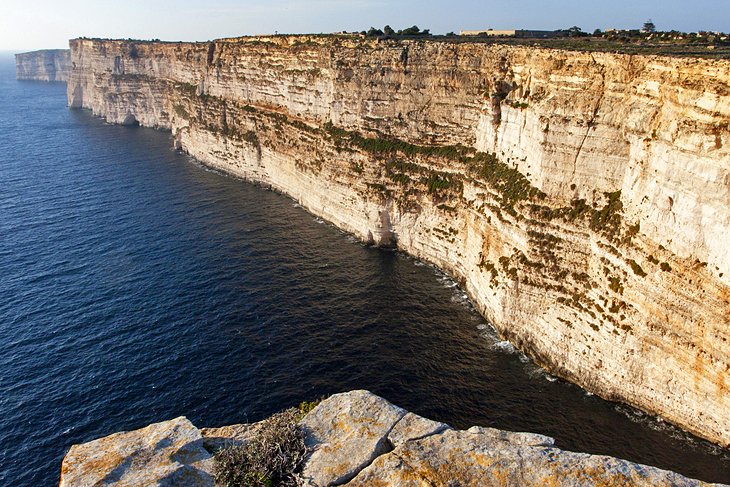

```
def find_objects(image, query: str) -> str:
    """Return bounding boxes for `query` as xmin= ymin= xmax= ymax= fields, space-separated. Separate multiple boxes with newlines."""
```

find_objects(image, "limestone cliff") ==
xmin=66 ymin=36 xmax=730 ymax=447
xmin=59 ymin=391 xmax=724 ymax=486
xmin=15 ymin=49 xmax=70 ymax=81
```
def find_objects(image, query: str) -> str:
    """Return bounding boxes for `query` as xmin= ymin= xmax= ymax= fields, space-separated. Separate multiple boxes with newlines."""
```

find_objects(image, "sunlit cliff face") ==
xmin=67 ymin=36 xmax=730 ymax=447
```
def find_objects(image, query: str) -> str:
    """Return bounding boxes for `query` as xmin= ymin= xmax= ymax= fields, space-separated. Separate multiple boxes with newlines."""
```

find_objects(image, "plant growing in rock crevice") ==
xmin=214 ymin=408 xmax=306 ymax=487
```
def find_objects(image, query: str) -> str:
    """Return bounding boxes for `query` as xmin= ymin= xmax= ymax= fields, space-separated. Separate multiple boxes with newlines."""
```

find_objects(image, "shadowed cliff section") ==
xmin=15 ymin=49 xmax=70 ymax=82
xmin=65 ymin=35 xmax=730 ymax=448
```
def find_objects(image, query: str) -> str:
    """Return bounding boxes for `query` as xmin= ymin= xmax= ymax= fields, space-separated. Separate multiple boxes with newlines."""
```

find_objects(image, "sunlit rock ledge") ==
xmin=59 ymin=390 xmax=724 ymax=486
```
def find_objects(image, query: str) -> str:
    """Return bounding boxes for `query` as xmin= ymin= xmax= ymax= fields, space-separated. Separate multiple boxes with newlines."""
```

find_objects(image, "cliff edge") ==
xmin=66 ymin=36 xmax=730 ymax=447
xmin=59 ymin=390 xmax=724 ymax=486
xmin=15 ymin=49 xmax=70 ymax=82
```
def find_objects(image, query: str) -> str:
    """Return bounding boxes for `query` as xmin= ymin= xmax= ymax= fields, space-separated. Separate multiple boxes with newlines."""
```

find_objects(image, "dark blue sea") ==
xmin=0 ymin=54 xmax=728 ymax=485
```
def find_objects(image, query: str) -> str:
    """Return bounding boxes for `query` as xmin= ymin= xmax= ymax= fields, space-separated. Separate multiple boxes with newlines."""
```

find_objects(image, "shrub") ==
xmin=366 ymin=27 xmax=384 ymax=37
xmin=214 ymin=408 xmax=306 ymax=487
xmin=608 ymin=276 xmax=624 ymax=294
xmin=628 ymin=259 xmax=646 ymax=277
xmin=590 ymin=191 xmax=622 ymax=235
xmin=297 ymin=400 xmax=321 ymax=416
xmin=242 ymin=131 xmax=259 ymax=145
xmin=399 ymin=25 xmax=427 ymax=36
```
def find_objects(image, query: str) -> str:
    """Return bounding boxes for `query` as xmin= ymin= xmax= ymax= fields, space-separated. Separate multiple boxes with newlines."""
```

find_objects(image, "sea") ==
xmin=0 ymin=54 xmax=728 ymax=485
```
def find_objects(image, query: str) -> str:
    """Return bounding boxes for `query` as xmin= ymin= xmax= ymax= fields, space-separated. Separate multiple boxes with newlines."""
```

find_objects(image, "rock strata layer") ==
xmin=59 ymin=390 xmax=724 ymax=486
xmin=66 ymin=35 xmax=730 ymax=446
xmin=15 ymin=49 xmax=70 ymax=81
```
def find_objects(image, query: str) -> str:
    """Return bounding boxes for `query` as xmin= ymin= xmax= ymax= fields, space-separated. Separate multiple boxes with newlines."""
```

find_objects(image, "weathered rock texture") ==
xmin=66 ymin=35 xmax=730 ymax=446
xmin=299 ymin=390 xmax=406 ymax=485
xmin=15 ymin=49 xmax=70 ymax=81
xmin=59 ymin=416 xmax=213 ymax=486
xmin=59 ymin=390 xmax=724 ymax=486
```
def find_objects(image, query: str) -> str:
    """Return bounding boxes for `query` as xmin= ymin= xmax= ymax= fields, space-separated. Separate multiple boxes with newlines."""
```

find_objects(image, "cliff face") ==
xmin=15 ymin=49 xmax=70 ymax=81
xmin=67 ymin=36 xmax=730 ymax=447
xmin=60 ymin=391 xmax=723 ymax=487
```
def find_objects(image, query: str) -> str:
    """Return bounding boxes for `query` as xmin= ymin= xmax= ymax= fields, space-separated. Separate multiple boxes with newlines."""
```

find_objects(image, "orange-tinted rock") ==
xmin=349 ymin=427 xmax=720 ymax=486
xmin=58 ymin=391 xmax=724 ymax=487
xmin=59 ymin=416 xmax=213 ymax=487
xmin=299 ymin=390 xmax=406 ymax=486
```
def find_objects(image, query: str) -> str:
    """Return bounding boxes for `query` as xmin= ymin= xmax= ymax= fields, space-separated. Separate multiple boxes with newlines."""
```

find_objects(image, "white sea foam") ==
xmin=493 ymin=340 xmax=515 ymax=353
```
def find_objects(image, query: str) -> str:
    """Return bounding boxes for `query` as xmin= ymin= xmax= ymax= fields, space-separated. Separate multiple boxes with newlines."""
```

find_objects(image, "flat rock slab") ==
xmin=59 ymin=416 xmax=214 ymax=487
xmin=465 ymin=425 xmax=555 ymax=447
xmin=347 ymin=427 xmax=720 ymax=487
xmin=387 ymin=412 xmax=451 ymax=448
xmin=299 ymin=390 xmax=407 ymax=486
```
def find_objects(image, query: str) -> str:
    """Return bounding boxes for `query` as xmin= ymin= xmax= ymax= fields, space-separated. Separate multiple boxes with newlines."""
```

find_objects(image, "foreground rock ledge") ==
xmin=60 ymin=390 xmax=724 ymax=486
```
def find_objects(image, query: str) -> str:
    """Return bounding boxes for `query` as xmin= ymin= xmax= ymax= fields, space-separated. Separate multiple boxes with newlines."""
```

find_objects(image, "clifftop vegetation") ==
xmin=73 ymin=20 xmax=730 ymax=59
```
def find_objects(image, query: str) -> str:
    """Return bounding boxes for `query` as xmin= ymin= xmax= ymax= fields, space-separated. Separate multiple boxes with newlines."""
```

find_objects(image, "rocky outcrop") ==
xmin=299 ymin=390 xmax=407 ymax=485
xmin=59 ymin=390 xmax=724 ymax=486
xmin=15 ymin=49 xmax=70 ymax=81
xmin=66 ymin=36 xmax=730 ymax=447
xmin=59 ymin=417 xmax=213 ymax=486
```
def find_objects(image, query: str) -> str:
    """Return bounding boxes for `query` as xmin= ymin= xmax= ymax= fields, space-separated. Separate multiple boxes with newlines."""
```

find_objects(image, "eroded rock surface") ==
xmin=58 ymin=391 xmax=724 ymax=486
xmin=348 ymin=427 xmax=717 ymax=487
xmin=59 ymin=417 xmax=213 ymax=487
xmin=299 ymin=390 xmax=406 ymax=486
xmin=387 ymin=412 xmax=451 ymax=448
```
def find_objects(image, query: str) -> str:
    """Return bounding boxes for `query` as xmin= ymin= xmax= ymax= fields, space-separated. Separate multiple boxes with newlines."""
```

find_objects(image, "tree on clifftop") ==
xmin=565 ymin=26 xmax=586 ymax=37
xmin=642 ymin=19 xmax=656 ymax=33
xmin=366 ymin=27 xmax=384 ymax=37
xmin=399 ymin=25 xmax=423 ymax=36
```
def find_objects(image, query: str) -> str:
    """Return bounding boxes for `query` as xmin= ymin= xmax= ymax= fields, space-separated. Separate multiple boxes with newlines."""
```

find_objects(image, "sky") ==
xmin=1 ymin=0 xmax=728 ymax=51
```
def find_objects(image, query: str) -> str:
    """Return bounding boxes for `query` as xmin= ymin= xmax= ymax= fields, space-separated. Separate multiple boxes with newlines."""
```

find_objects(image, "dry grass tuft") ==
xmin=214 ymin=408 xmax=307 ymax=487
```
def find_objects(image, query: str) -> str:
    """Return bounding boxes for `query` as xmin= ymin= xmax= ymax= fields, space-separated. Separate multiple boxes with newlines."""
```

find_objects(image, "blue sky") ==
xmin=2 ymin=0 xmax=728 ymax=51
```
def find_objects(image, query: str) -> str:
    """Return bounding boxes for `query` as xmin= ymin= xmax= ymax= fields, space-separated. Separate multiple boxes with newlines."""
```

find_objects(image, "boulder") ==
xmin=298 ymin=390 xmax=406 ymax=486
xmin=59 ymin=417 xmax=213 ymax=487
